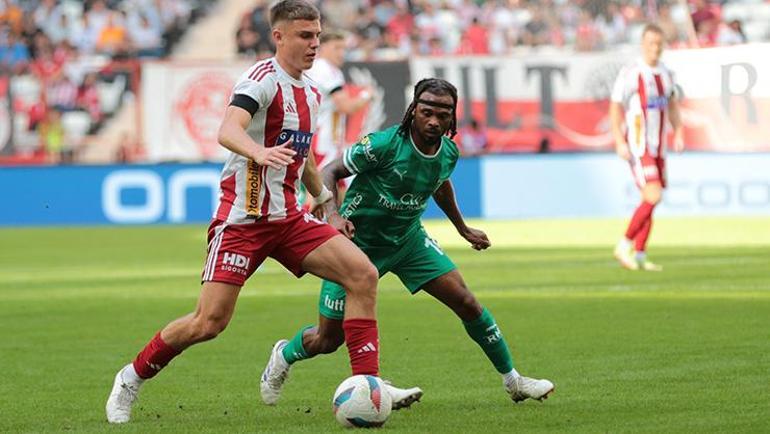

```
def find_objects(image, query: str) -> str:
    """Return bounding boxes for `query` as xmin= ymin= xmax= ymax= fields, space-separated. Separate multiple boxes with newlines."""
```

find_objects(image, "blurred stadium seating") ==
xmin=1 ymin=0 xmax=769 ymax=164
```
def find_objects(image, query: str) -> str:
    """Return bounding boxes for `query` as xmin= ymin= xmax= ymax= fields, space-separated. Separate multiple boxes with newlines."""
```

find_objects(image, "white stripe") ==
xmin=206 ymin=233 xmax=224 ymax=281
xmin=343 ymin=148 xmax=359 ymax=174
xmin=204 ymin=224 xmax=226 ymax=281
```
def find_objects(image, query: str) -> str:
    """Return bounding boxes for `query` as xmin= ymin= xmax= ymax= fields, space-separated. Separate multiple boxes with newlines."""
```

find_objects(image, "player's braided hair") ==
xmin=398 ymin=78 xmax=458 ymax=139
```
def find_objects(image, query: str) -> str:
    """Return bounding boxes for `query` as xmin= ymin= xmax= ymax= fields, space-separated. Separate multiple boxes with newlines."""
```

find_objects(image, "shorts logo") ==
xmin=303 ymin=212 xmax=324 ymax=225
xmin=424 ymin=237 xmax=444 ymax=255
xmin=221 ymin=252 xmax=250 ymax=276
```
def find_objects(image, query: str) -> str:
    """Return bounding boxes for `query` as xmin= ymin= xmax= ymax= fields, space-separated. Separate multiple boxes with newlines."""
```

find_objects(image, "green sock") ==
xmin=463 ymin=308 xmax=514 ymax=374
xmin=281 ymin=325 xmax=313 ymax=365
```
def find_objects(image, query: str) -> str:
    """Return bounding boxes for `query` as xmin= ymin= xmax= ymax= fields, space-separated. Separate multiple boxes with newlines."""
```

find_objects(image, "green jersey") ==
xmin=340 ymin=125 xmax=460 ymax=247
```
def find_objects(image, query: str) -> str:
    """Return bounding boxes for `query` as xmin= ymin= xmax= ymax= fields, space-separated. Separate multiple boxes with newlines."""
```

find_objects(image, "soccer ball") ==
xmin=332 ymin=375 xmax=392 ymax=428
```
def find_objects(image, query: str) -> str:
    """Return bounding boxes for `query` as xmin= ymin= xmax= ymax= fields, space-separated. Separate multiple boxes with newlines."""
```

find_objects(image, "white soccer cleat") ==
xmin=106 ymin=364 xmax=142 ymax=423
xmin=505 ymin=376 xmax=554 ymax=403
xmin=614 ymin=243 xmax=639 ymax=270
xmin=638 ymin=259 xmax=663 ymax=272
xmin=383 ymin=381 xmax=423 ymax=410
xmin=260 ymin=339 xmax=291 ymax=405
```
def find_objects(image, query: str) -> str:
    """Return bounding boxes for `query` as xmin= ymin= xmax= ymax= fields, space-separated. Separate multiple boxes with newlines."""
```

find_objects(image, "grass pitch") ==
xmin=1 ymin=218 xmax=769 ymax=433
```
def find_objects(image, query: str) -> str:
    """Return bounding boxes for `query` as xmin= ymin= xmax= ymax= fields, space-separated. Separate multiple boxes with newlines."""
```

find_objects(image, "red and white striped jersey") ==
xmin=611 ymin=59 xmax=677 ymax=158
xmin=214 ymin=57 xmax=322 ymax=223
xmin=306 ymin=58 xmax=346 ymax=165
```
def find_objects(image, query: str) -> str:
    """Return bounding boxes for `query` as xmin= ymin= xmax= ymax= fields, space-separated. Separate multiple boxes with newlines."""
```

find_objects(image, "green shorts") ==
xmin=319 ymin=227 xmax=456 ymax=320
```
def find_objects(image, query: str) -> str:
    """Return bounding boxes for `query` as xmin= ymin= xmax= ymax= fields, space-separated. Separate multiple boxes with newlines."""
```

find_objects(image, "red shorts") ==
xmin=630 ymin=156 xmax=666 ymax=189
xmin=201 ymin=211 xmax=340 ymax=286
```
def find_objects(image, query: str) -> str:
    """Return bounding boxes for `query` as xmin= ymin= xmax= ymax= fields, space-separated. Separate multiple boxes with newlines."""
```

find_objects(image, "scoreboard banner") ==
xmin=410 ymin=43 xmax=770 ymax=153
xmin=141 ymin=60 xmax=410 ymax=163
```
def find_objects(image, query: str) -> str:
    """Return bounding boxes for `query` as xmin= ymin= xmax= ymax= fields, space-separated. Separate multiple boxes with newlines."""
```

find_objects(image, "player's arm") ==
xmin=609 ymin=101 xmax=630 ymax=161
xmin=301 ymin=152 xmax=324 ymax=197
xmin=432 ymin=180 xmax=490 ymax=251
xmin=330 ymin=87 xmax=373 ymax=115
xmin=217 ymin=105 xmax=295 ymax=169
xmin=321 ymin=156 xmax=355 ymax=235
xmin=668 ymin=96 xmax=685 ymax=153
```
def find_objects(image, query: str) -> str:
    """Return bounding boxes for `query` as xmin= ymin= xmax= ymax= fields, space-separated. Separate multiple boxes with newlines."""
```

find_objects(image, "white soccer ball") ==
xmin=332 ymin=375 xmax=392 ymax=428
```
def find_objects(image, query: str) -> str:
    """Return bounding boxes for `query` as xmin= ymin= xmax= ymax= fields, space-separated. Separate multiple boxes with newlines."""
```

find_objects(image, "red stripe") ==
xmin=215 ymin=174 xmax=236 ymax=221
xmin=284 ymin=86 xmax=311 ymax=213
xmin=637 ymin=73 xmax=649 ymax=157
xmin=256 ymin=67 xmax=275 ymax=82
xmin=249 ymin=61 xmax=272 ymax=80
xmin=653 ymin=73 xmax=665 ymax=156
xmin=310 ymin=85 xmax=321 ymax=105
xmin=261 ymin=86 xmax=285 ymax=216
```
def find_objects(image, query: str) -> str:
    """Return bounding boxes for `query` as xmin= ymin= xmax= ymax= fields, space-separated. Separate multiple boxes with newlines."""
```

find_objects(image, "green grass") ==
xmin=1 ymin=218 xmax=769 ymax=433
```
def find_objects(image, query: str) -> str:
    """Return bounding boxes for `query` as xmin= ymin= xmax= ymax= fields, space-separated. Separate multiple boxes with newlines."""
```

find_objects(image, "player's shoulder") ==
xmin=616 ymin=61 xmax=640 ymax=78
xmin=365 ymin=124 xmax=401 ymax=147
xmin=240 ymin=58 xmax=277 ymax=84
xmin=441 ymin=135 xmax=460 ymax=159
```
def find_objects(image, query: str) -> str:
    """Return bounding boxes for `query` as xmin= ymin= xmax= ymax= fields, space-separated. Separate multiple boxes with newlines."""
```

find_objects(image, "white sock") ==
xmin=635 ymin=251 xmax=646 ymax=262
xmin=122 ymin=363 xmax=144 ymax=385
xmin=617 ymin=238 xmax=632 ymax=251
xmin=502 ymin=369 xmax=521 ymax=384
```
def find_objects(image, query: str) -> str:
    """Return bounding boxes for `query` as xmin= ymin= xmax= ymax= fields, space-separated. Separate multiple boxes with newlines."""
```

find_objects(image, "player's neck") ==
xmin=275 ymin=54 xmax=303 ymax=80
xmin=410 ymin=127 xmax=440 ymax=155
xmin=643 ymin=58 xmax=660 ymax=67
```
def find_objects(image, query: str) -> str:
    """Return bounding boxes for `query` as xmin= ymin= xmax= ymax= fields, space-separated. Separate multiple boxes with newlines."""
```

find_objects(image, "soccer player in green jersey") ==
xmin=260 ymin=78 xmax=554 ymax=407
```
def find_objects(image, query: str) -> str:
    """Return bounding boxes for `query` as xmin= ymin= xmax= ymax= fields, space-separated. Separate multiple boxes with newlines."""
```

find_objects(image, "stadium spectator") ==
xmin=717 ymin=19 xmax=747 ymax=45
xmin=458 ymin=17 xmax=489 ymax=54
xmin=459 ymin=119 xmax=488 ymax=156
xmin=129 ymin=13 xmax=164 ymax=57
xmin=0 ymin=31 xmax=30 ymax=73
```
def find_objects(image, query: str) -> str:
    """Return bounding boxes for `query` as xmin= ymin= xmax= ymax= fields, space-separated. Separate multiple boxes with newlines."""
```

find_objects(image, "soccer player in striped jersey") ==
xmin=610 ymin=23 xmax=684 ymax=271
xmin=106 ymin=1 xmax=384 ymax=424
xmin=305 ymin=29 xmax=374 ymax=170
xmin=260 ymin=78 xmax=554 ymax=407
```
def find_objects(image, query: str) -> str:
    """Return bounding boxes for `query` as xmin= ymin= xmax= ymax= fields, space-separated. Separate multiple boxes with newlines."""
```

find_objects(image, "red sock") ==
xmin=625 ymin=201 xmax=655 ymax=240
xmin=343 ymin=319 xmax=379 ymax=376
xmin=132 ymin=331 xmax=182 ymax=379
xmin=634 ymin=214 xmax=653 ymax=252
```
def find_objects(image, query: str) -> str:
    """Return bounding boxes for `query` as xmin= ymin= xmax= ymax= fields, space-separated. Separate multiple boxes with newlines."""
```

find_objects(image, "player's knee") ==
xmin=643 ymin=186 xmax=662 ymax=204
xmin=344 ymin=262 xmax=378 ymax=296
xmin=191 ymin=315 xmax=229 ymax=342
xmin=458 ymin=292 xmax=483 ymax=321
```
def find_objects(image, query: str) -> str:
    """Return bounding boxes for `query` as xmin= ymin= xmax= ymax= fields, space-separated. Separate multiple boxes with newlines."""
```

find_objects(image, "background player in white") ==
xmin=610 ymin=23 xmax=684 ymax=271
xmin=306 ymin=29 xmax=374 ymax=170
xmin=105 ymin=1 xmax=384 ymax=424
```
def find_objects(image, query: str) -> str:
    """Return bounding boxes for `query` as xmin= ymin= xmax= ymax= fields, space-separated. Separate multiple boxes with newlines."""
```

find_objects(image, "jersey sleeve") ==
xmin=342 ymin=132 xmax=389 ymax=174
xmin=231 ymin=75 xmax=275 ymax=111
xmin=610 ymin=66 xmax=629 ymax=104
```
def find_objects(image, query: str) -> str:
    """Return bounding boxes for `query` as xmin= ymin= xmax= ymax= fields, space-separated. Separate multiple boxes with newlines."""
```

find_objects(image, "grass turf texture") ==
xmin=1 ymin=217 xmax=769 ymax=433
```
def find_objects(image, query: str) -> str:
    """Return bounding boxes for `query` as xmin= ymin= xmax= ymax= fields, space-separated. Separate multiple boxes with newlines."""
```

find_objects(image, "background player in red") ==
xmin=610 ymin=23 xmax=684 ymax=271
xmin=105 ymin=0 xmax=382 ymax=424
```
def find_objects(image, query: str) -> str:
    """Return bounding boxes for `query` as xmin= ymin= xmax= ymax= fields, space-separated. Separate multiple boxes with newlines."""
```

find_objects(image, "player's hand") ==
xmin=310 ymin=198 xmax=323 ymax=219
xmin=615 ymin=140 xmax=631 ymax=161
xmin=673 ymin=129 xmax=685 ymax=153
xmin=328 ymin=213 xmax=355 ymax=239
xmin=253 ymin=142 xmax=296 ymax=169
xmin=461 ymin=227 xmax=490 ymax=251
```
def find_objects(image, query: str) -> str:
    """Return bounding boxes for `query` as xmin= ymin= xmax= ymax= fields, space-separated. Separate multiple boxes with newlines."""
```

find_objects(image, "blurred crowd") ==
xmin=237 ymin=0 xmax=767 ymax=60
xmin=0 ymin=0 xmax=214 ymax=162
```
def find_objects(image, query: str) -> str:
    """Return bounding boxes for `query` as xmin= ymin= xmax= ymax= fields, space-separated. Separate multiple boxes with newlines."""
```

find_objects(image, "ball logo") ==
xmin=175 ymin=73 xmax=235 ymax=159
